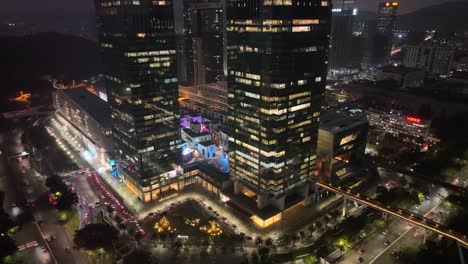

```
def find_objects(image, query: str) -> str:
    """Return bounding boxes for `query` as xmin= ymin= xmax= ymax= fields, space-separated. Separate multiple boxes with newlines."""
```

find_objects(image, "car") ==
xmin=147 ymin=212 xmax=154 ymax=217
xmin=358 ymin=248 xmax=366 ymax=254
xmin=65 ymin=248 xmax=71 ymax=253
xmin=415 ymin=205 xmax=420 ymax=209
xmin=359 ymin=232 xmax=367 ymax=238
xmin=384 ymin=240 xmax=390 ymax=246
xmin=41 ymin=246 xmax=47 ymax=253
xmin=381 ymin=230 xmax=387 ymax=235
xmin=11 ymin=203 xmax=17 ymax=208
xmin=208 ymin=207 xmax=213 ymax=210
xmin=232 ymin=224 xmax=237 ymax=229
xmin=391 ymin=250 xmax=397 ymax=255
xmin=357 ymin=257 xmax=364 ymax=263
xmin=239 ymin=232 xmax=245 ymax=236
xmin=245 ymin=236 xmax=253 ymax=240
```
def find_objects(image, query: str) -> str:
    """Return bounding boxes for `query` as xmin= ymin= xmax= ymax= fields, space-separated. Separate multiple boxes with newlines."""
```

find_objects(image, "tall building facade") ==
xmin=402 ymin=34 xmax=455 ymax=76
xmin=180 ymin=0 xmax=224 ymax=85
xmin=226 ymin=0 xmax=331 ymax=215
xmin=95 ymin=0 xmax=183 ymax=202
xmin=329 ymin=8 xmax=357 ymax=70
xmin=370 ymin=2 xmax=398 ymax=66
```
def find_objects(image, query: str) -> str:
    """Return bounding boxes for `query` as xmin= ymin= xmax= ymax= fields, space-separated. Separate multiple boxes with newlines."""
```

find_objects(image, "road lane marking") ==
xmin=368 ymin=200 xmax=444 ymax=264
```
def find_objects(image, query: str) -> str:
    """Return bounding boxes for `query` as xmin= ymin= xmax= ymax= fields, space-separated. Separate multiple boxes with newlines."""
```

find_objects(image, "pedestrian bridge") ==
xmin=316 ymin=181 xmax=468 ymax=247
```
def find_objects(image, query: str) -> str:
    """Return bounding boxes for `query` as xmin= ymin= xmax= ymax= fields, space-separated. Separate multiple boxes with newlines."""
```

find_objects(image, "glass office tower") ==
xmin=371 ymin=2 xmax=398 ymax=65
xmin=95 ymin=0 xmax=182 ymax=202
xmin=226 ymin=0 xmax=331 ymax=211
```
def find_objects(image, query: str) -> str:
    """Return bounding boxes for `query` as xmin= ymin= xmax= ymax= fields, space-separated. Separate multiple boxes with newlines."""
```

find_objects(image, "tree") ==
xmin=251 ymin=252 xmax=259 ymax=264
xmin=123 ymin=249 xmax=153 ymax=264
xmin=118 ymin=223 xmax=127 ymax=234
xmin=258 ymin=247 xmax=270 ymax=263
xmin=55 ymin=188 xmax=78 ymax=211
xmin=151 ymin=232 xmax=158 ymax=246
xmin=45 ymin=175 xmax=78 ymax=210
xmin=314 ymin=221 xmax=323 ymax=230
xmin=291 ymin=234 xmax=300 ymax=247
xmin=0 ymin=210 xmax=16 ymax=235
xmin=74 ymin=224 xmax=119 ymax=250
xmin=45 ymin=175 xmax=63 ymax=189
xmin=134 ymin=232 xmax=143 ymax=244
xmin=254 ymin=236 xmax=263 ymax=248
xmin=238 ymin=234 xmax=246 ymax=249
xmin=173 ymin=240 xmax=183 ymax=254
xmin=303 ymin=254 xmax=318 ymax=264
xmin=160 ymin=233 xmax=167 ymax=247
xmin=0 ymin=204 xmax=18 ymax=261
xmin=282 ymin=234 xmax=290 ymax=246
xmin=0 ymin=234 xmax=17 ymax=261
xmin=264 ymin=237 xmax=273 ymax=248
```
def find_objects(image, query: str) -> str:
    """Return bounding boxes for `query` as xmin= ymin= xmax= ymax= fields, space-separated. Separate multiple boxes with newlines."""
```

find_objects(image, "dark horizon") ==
xmin=0 ymin=0 xmax=456 ymax=16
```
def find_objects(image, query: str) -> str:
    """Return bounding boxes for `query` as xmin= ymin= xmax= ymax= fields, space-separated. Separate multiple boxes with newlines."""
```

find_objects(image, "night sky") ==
xmin=0 ymin=0 xmax=454 ymax=14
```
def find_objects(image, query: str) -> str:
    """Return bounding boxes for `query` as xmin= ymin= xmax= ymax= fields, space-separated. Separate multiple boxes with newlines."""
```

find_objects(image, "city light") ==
xmin=200 ymin=220 xmax=222 ymax=236
xmin=154 ymin=216 xmax=176 ymax=233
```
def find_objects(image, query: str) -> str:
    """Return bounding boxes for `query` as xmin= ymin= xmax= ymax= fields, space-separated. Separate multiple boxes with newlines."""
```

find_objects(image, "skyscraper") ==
xmin=181 ymin=0 xmax=224 ymax=86
xmin=329 ymin=8 xmax=356 ymax=70
xmin=226 ymin=0 xmax=331 ymax=225
xmin=370 ymin=2 xmax=398 ymax=66
xmin=95 ymin=0 xmax=182 ymax=202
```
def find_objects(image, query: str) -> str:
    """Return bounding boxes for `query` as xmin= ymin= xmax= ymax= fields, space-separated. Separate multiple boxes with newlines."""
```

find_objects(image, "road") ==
xmin=4 ymin=127 xmax=89 ymax=264
xmin=339 ymin=185 xmax=449 ymax=264
xmin=1 ymin=131 xmax=54 ymax=264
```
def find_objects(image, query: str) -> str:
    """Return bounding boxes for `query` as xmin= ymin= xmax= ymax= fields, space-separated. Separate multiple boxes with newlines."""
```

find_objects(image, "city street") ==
xmin=339 ymin=186 xmax=449 ymax=264
xmin=3 ymin=127 xmax=90 ymax=264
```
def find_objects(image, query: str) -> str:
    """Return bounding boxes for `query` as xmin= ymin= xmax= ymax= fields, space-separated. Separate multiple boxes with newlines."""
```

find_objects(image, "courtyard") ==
xmin=141 ymin=199 xmax=240 ymax=243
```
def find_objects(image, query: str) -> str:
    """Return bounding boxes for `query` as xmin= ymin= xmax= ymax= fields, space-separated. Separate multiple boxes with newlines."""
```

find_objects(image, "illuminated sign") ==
xmin=406 ymin=116 xmax=421 ymax=123
xmin=110 ymin=159 xmax=119 ymax=178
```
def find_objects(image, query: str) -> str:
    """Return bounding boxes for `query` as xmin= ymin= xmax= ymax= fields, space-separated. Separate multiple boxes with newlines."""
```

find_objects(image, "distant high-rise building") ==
xmin=430 ymin=37 xmax=455 ymax=76
xmin=402 ymin=34 xmax=455 ymax=76
xmin=330 ymin=8 xmax=358 ymax=70
xmin=332 ymin=0 xmax=354 ymax=10
xmin=225 ymin=0 xmax=331 ymax=226
xmin=95 ymin=0 xmax=182 ymax=202
xmin=370 ymin=2 xmax=398 ymax=66
xmin=181 ymin=0 xmax=224 ymax=85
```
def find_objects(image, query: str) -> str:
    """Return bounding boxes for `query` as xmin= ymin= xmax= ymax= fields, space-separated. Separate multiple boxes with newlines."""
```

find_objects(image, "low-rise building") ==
xmin=317 ymin=112 xmax=368 ymax=182
xmin=365 ymin=108 xmax=431 ymax=140
xmin=197 ymin=140 xmax=216 ymax=159
xmin=52 ymin=88 xmax=113 ymax=153
xmin=375 ymin=65 xmax=425 ymax=89
xmin=181 ymin=128 xmax=211 ymax=149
